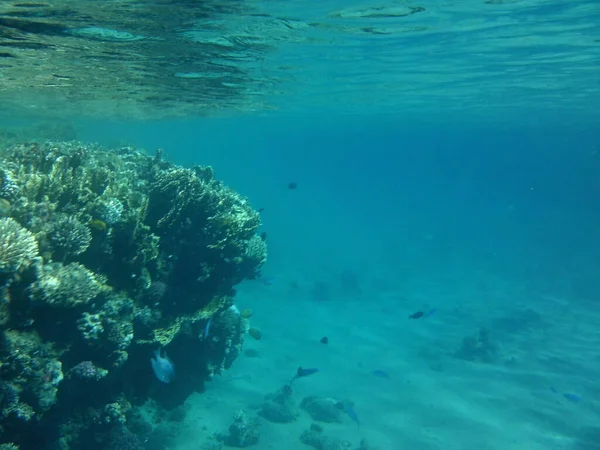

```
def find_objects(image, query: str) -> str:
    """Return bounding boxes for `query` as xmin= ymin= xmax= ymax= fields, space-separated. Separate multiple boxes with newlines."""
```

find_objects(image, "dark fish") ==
xmin=371 ymin=369 xmax=390 ymax=379
xmin=409 ymin=311 xmax=425 ymax=319
xmin=258 ymin=207 xmax=265 ymax=213
xmin=287 ymin=182 xmax=298 ymax=190
xmin=296 ymin=367 xmax=319 ymax=378
xmin=259 ymin=232 xmax=267 ymax=241
xmin=320 ymin=336 xmax=328 ymax=344
xmin=290 ymin=366 xmax=319 ymax=385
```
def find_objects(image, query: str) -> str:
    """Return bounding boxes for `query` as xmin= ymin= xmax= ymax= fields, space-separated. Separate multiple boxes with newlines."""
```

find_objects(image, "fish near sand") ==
xmin=151 ymin=348 xmax=175 ymax=383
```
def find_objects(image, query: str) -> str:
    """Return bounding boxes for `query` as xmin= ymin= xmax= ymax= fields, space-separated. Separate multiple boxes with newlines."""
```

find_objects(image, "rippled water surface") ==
xmin=0 ymin=0 xmax=597 ymax=121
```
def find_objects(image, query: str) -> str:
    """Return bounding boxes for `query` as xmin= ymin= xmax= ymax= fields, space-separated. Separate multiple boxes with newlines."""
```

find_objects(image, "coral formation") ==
xmin=259 ymin=386 xmax=300 ymax=423
xmin=0 ymin=218 xmax=39 ymax=275
xmin=300 ymin=396 xmax=344 ymax=423
xmin=220 ymin=410 xmax=261 ymax=448
xmin=299 ymin=423 xmax=346 ymax=450
xmin=0 ymin=140 xmax=266 ymax=450
xmin=454 ymin=327 xmax=501 ymax=363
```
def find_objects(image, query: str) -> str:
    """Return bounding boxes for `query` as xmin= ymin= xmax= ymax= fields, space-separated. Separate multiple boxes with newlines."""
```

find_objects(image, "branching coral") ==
xmin=0 ymin=218 xmax=39 ymax=274
xmin=49 ymin=215 xmax=92 ymax=257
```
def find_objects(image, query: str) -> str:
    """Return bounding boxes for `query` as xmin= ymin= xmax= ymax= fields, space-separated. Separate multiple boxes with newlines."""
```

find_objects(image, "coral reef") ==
xmin=0 ymin=141 xmax=266 ymax=450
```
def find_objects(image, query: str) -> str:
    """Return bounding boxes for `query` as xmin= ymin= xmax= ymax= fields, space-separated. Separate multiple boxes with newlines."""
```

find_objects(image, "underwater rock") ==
xmin=221 ymin=410 xmax=260 ymax=448
xmin=259 ymin=386 xmax=299 ymax=423
xmin=300 ymin=396 xmax=344 ymax=423
xmin=68 ymin=360 xmax=108 ymax=382
xmin=205 ymin=304 xmax=249 ymax=376
xmin=299 ymin=424 xmax=346 ymax=450
xmin=454 ymin=327 xmax=501 ymax=363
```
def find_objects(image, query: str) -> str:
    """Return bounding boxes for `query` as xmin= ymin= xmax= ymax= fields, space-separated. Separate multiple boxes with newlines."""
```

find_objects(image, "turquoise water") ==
xmin=1 ymin=0 xmax=600 ymax=449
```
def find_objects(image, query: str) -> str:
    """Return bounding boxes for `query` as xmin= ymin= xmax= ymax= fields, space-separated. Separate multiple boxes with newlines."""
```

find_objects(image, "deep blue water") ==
xmin=83 ymin=118 xmax=600 ymax=303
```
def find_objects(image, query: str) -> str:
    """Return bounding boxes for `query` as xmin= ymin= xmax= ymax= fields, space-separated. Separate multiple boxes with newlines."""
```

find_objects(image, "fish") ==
xmin=563 ymin=393 xmax=581 ymax=403
xmin=409 ymin=308 xmax=436 ymax=320
xmin=203 ymin=317 xmax=213 ymax=340
xmin=320 ymin=336 xmax=328 ymax=344
xmin=296 ymin=367 xmax=319 ymax=378
xmin=289 ymin=366 xmax=319 ymax=384
xmin=371 ymin=369 xmax=390 ymax=379
xmin=287 ymin=182 xmax=298 ymax=190
xmin=337 ymin=402 xmax=360 ymax=428
xmin=260 ymin=276 xmax=276 ymax=286
xmin=424 ymin=308 xmax=437 ymax=318
xmin=151 ymin=348 xmax=175 ymax=383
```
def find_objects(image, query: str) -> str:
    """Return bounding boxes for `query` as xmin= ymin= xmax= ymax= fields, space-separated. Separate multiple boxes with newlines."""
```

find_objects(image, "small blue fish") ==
xmin=261 ymin=276 xmax=276 ymax=286
xmin=563 ymin=393 xmax=581 ymax=403
xmin=151 ymin=348 xmax=175 ymax=383
xmin=424 ymin=308 xmax=437 ymax=318
xmin=343 ymin=404 xmax=360 ymax=428
xmin=371 ymin=370 xmax=390 ymax=379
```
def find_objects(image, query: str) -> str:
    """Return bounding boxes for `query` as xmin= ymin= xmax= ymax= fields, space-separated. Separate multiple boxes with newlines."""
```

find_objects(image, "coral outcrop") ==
xmin=0 ymin=141 xmax=266 ymax=450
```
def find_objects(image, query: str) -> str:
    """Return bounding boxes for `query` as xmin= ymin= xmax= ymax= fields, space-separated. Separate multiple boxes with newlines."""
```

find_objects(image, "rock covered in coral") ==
xmin=300 ymin=396 xmax=344 ymax=423
xmin=454 ymin=327 xmax=501 ymax=363
xmin=0 ymin=140 xmax=267 ymax=450
xmin=259 ymin=385 xmax=299 ymax=423
xmin=28 ymin=262 xmax=108 ymax=308
xmin=204 ymin=304 xmax=250 ymax=376
xmin=68 ymin=361 xmax=108 ymax=382
xmin=0 ymin=167 xmax=19 ymax=201
xmin=221 ymin=410 xmax=260 ymax=448
xmin=299 ymin=424 xmax=346 ymax=450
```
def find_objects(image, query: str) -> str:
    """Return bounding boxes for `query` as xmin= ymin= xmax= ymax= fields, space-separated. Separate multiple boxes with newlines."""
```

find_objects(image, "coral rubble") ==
xmin=0 ymin=141 xmax=266 ymax=449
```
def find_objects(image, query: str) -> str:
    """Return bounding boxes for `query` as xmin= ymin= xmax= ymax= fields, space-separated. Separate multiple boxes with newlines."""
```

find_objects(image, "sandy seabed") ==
xmin=167 ymin=269 xmax=600 ymax=450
